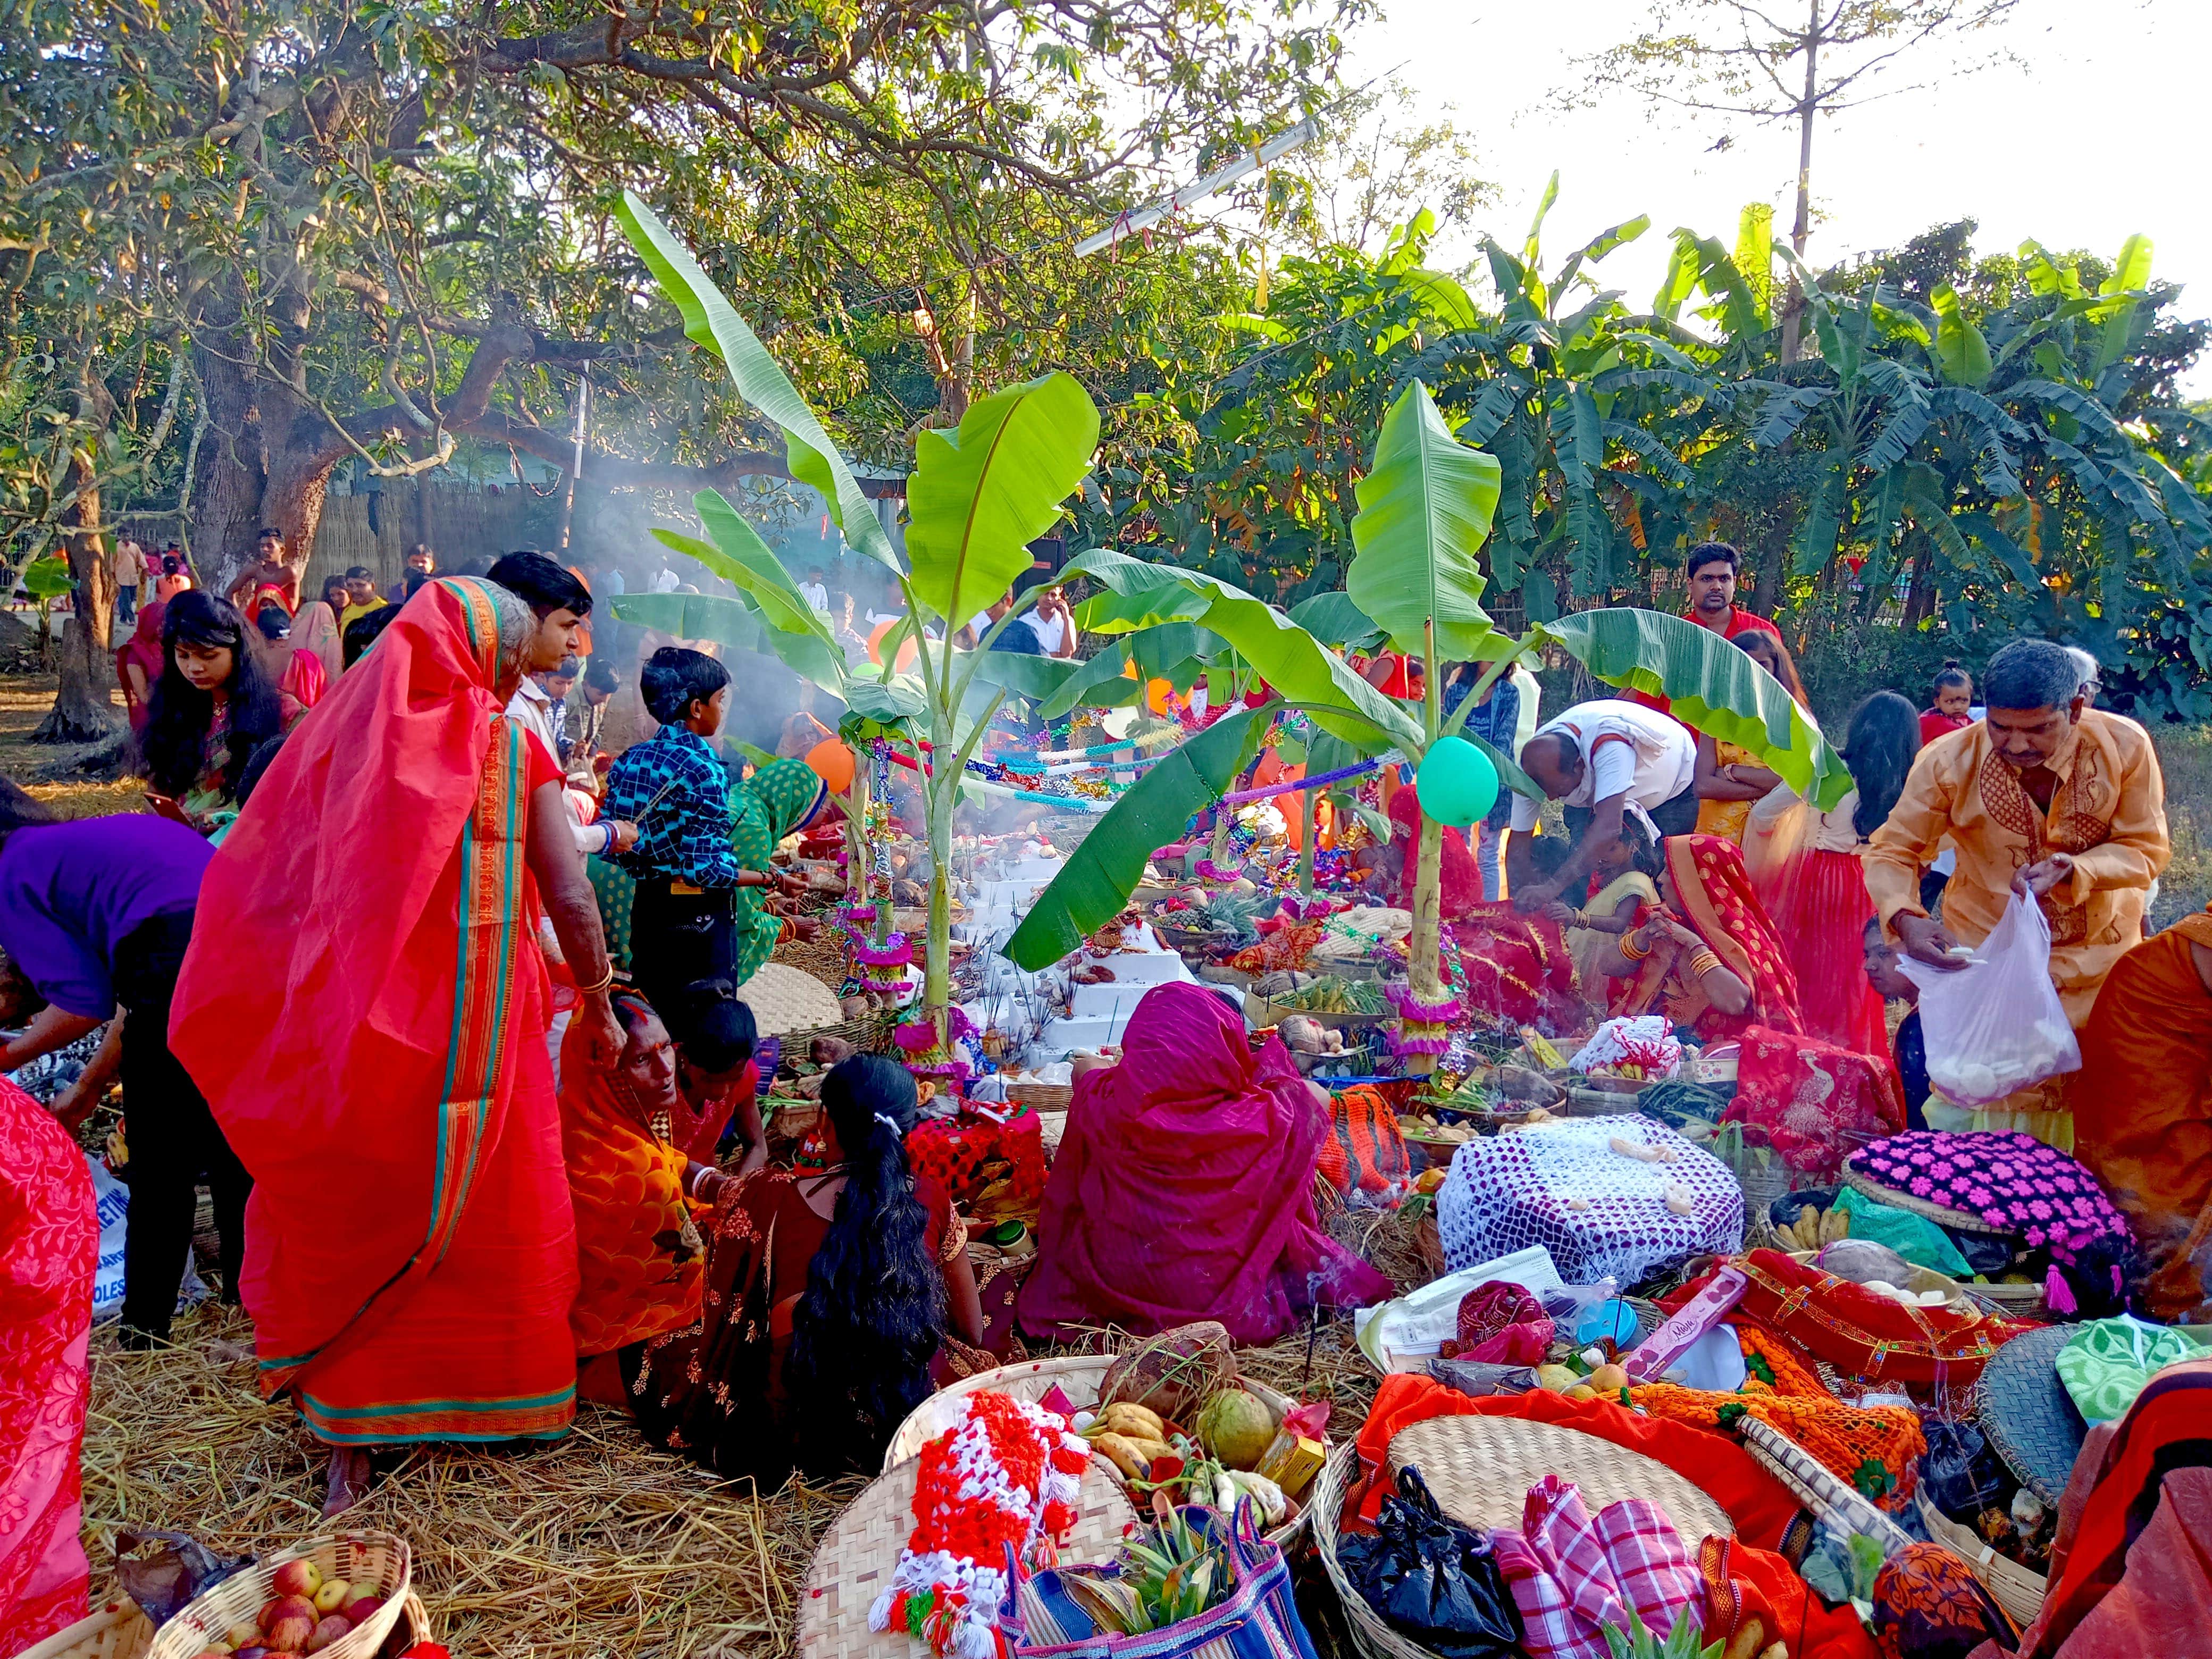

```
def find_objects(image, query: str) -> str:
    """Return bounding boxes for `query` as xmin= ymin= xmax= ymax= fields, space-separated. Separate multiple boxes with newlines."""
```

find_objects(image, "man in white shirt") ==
xmin=1016 ymin=583 xmax=1078 ymax=659
xmin=1509 ymin=699 xmax=1697 ymax=910
xmin=110 ymin=534 xmax=147 ymax=624
xmin=650 ymin=560 xmax=680 ymax=593
xmin=799 ymin=566 xmax=831 ymax=615
xmin=507 ymin=663 xmax=637 ymax=857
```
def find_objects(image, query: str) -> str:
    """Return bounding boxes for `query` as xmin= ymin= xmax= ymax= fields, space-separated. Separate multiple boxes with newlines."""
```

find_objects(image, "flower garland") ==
xmin=867 ymin=1390 xmax=1091 ymax=1659
xmin=894 ymin=1005 xmax=976 ymax=1085
xmin=1387 ymin=981 xmax=1464 ymax=1057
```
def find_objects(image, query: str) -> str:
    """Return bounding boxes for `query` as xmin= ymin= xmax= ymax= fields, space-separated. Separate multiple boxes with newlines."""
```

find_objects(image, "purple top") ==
xmin=0 ymin=816 xmax=213 ymax=1017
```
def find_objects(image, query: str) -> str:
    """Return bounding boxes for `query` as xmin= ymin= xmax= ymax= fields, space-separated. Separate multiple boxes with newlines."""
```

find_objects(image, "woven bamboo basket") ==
xmin=1737 ymin=1418 xmax=1915 ymax=1558
xmin=1385 ymin=1415 xmax=1735 ymax=1541
xmin=1002 ymin=1079 xmax=1073 ymax=1112
xmin=1914 ymin=1488 xmax=2047 ymax=1626
xmin=1562 ymin=1085 xmax=1641 ymax=1118
xmin=145 ymin=1533 xmax=412 ymax=1659
xmin=1243 ymin=993 xmax=1392 ymax=1033
xmin=1970 ymin=1279 xmax=2048 ymax=1319
xmin=1311 ymin=1442 xmax=1428 ymax=1659
xmin=797 ymin=1453 xmax=1134 ymax=1659
xmin=781 ymin=1011 xmax=896 ymax=1059
xmin=12 ymin=1603 xmax=152 ymax=1659
xmin=879 ymin=1355 xmax=1319 ymax=1545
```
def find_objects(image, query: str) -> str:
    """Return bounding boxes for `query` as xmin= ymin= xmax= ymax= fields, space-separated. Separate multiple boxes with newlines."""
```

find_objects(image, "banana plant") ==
xmin=614 ymin=192 xmax=1101 ymax=1038
xmin=1006 ymin=379 xmax=1851 ymax=1024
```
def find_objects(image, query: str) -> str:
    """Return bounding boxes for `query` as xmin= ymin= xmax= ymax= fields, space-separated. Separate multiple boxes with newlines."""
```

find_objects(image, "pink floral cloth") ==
xmin=1847 ymin=1130 xmax=2129 ymax=1263
xmin=0 ymin=1077 xmax=98 ymax=1653
xmin=1017 ymin=982 xmax=1392 ymax=1343
xmin=1439 ymin=1281 xmax=1552 ymax=1364
xmin=1490 ymin=1476 xmax=1704 ymax=1659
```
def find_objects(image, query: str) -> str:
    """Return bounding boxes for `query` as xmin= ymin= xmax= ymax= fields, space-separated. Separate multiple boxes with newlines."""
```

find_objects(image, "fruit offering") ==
xmin=192 ymin=1560 xmax=387 ymax=1656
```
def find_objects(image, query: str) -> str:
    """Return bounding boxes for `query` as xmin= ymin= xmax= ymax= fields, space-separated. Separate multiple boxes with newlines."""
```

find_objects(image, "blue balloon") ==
xmin=1418 ymin=735 xmax=1500 ymax=827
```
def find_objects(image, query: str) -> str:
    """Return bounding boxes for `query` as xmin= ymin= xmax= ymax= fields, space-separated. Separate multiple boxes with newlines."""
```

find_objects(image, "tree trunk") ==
xmin=1777 ymin=0 xmax=1821 ymax=364
xmin=32 ymin=443 xmax=124 ymax=744
xmin=188 ymin=331 xmax=337 ymax=599
xmin=1903 ymin=533 xmax=1937 ymax=628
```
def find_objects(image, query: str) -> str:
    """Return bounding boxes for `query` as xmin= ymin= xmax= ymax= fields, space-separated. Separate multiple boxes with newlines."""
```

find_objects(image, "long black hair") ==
xmin=1842 ymin=690 xmax=1922 ymax=839
xmin=141 ymin=590 xmax=286 ymax=799
xmin=784 ymin=1054 xmax=945 ymax=1474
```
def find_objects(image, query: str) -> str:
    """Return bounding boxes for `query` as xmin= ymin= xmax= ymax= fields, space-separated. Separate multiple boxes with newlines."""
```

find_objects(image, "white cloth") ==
xmin=1510 ymin=699 xmax=1696 ymax=832
xmin=506 ymin=680 xmax=610 ymax=854
xmin=1509 ymin=665 xmax=1541 ymax=756
xmin=651 ymin=567 xmax=680 ymax=593
xmin=1023 ymin=609 xmax=1068 ymax=655
xmin=799 ymin=580 xmax=829 ymax=614
xmin=1751 ymin=783 xmax=1866 ymax=852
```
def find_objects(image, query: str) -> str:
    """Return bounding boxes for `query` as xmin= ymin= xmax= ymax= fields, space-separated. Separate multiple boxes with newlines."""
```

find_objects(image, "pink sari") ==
xmin=1018 ymin=983 xmax=1391 ymax=1343
xmin=0 ymin=1078 xmax=97 ymax=1652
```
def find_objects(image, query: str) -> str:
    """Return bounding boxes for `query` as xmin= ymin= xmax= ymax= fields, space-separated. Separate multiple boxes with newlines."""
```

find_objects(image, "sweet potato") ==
xmin=1099 ymin=1322 xmax=1235 ymax=1421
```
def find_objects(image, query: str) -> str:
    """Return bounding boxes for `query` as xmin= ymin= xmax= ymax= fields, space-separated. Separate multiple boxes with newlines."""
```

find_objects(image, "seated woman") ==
xmin=1546 ymin=811 xmax=1663 ymax=1006
xmin=140 ymin=591 xmax=301 ymax=834
xmin=1585 ymin=832 xmax=1805 ymax=1040
xmin=606 ymin=1053 xmax=986 ymax=1481
xmin=1692 ymin=630 xmax=1808 ymax=842
xmin=1018 ymin=982 xmax=1391 ymax=1345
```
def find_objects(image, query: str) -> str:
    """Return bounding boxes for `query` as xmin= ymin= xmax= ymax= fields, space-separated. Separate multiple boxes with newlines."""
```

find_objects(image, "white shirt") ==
xmin=651 ymin=567 xmax=680 ymax=593
xmin=507 ymin=680 xmax=611 ymax=855
xmin=1510 ymin=699 xmax=1696 ymax=832
xmin=800 ymin=581 xmax=829 ymax=614
xmin=1022 ymin=609 xmax=1068 ymax=655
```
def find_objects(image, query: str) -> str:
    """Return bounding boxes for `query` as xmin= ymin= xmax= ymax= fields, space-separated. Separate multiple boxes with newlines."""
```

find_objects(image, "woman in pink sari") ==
xmin=0 ymin=1077 xmax=97 ymax=1652
xmin=1019 ymin=982 xmax=1390 ymax=1343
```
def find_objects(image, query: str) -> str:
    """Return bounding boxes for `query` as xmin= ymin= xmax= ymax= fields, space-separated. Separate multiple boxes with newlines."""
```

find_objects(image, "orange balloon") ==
xmin=805 ymin=738 xmax=857 ymax=794
xmin=1276 ymin=763 xmax=1308 ymax=851
xmin=1146 ymin=677 xmax=1174 ymax=716
xmin=866 ymin=618 xmax=921 ymax=673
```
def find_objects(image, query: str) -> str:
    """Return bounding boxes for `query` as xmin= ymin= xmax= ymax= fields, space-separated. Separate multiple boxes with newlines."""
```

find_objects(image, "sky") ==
xmin=1339 ymin=0 xmax=2203 ymax=387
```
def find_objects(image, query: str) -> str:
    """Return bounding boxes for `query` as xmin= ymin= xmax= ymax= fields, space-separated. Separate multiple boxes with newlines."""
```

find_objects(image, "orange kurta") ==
xmin=1862 ymin=710 xmax=2168 ymax=1146
xmin=2075 ymin=911 xmax=2212 ymax=1321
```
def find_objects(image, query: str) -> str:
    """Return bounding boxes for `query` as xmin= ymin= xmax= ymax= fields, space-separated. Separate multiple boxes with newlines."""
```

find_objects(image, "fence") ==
xmin=304 ymin=479 xmax=560 ymax=593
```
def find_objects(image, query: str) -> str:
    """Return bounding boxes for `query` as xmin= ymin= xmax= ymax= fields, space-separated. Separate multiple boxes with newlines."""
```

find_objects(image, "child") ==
xmin=1920 ymin=660 xmax=1972 ymax=747
xmin=1861 ymin=918 xmax=1928 ymax=1130
xmin=1544 ymin=815 xmax=1661 ymax=1009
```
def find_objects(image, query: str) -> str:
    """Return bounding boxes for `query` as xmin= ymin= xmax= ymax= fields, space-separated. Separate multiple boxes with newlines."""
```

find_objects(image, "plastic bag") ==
xmin=115 ymin=1529 xmax=252 ymax=1626
xmin=1336 ymin=1467 xmax=1523 ymax=1659
xmin=1921 ymin=1419 xmax=2008 ymax=1520
xmin=1897 ymin=892 xmax=2081 ymax=1107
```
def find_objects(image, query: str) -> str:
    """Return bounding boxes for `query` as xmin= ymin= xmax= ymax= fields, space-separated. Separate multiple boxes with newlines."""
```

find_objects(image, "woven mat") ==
xmin=1840 ymin=1167 xmax=2004 ymax=1235
xmin=1387 ymin=1415 xmax=1733 ymax=1542
xmin=1977 ymin=1323 xmax=2087 ymax=1506
xmin=738 ymin=962 xmax=848 ymax=1036
xmin=798 ymin=1457 xmax=1134 ymax=1659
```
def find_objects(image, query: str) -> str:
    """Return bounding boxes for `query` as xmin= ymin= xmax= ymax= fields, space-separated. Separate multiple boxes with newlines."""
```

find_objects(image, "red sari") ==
xmin=171 ymin=578 xmax=580 ymax=1445
xmin=1614 ymin=834 xmax=1805 ymax=1039
xmin=0 ymin=1079 xmax=97 ymax=1653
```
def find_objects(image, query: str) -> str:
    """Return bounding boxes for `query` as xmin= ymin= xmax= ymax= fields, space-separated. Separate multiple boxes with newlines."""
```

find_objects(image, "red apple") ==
xmin=228 ymin=1624 xmax=262 ymax=1649
xmin=304 ymin=1615 xmax=351 ymax=1654
xmin=262 ymin=1607 xmax=317 ymax=1653
xmin=270 ymin=1559 xmax=323 ymax=1599
xmin=340 ymin=1594 xmax=384 ymax=1627
xmin=265 ymin=1596 xmax=319 ymax=1631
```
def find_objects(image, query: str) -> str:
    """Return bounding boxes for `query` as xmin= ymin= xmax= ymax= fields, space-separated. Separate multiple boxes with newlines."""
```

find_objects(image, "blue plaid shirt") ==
xmin=605 ymin=726 xmax=740 ymax=889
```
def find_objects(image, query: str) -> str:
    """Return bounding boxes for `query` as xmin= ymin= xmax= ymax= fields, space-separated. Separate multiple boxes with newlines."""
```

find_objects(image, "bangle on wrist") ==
xmin=576 ymin=965 xmax=616 ymax=996
xmin=1619 ymin=931 xmax=1653 ymax=961
xmin=1688 ymin=948 xmax=1722 ymax=979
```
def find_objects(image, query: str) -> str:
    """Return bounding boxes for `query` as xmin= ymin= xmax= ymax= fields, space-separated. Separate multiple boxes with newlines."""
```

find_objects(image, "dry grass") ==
xmin=0 ymin=672 xmax=142 ymax=818
xmin=2150 ymin=722 xmax=2212 ymax=931
xmin=84 ymin=1306 xmax=865 ymax=1659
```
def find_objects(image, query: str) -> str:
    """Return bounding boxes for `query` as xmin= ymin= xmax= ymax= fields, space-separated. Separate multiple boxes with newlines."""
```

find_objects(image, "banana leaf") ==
xmin=1071 ymin=559 xmax=1212 ymax=633
xmin=1006 ymin=704 xmax=1270 ymax=970
xmin=614 ymin=191 xmax=899 ymax=572
xmin=1285 ymin=589 xmax=1385 ymax=650
xmin=905 ymin=372 xmax=1099 ymax=627
xmin=1347 ymin=379 xmax=1501 ymax=659
xmin=1063 ymin=549 xmax=1422 ymax=752
xmin=673 ymin=491 xmax=838 ymax=650
xmin=1540 ymin=608 xmax=1853 ymax=808
xmin=606 ymin=589 xmax=845 ymax=697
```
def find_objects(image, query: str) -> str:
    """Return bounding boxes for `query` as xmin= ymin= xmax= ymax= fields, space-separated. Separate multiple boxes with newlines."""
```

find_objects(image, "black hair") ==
xmin=254 ymin=605 xmax=290 ymax=642
xmin=342 ymin=602 xmax=401 ymax=668
xmin=678 ymin=992 xmax=757 ymax=1076
xmin=550 ymin=655 xmax=581 ymax=680
xmin=641 ymin=646 xmax=730 ymax=725
xmin=0 ymin=777 xmax=60 ymax=852
xmin=1983 ymin=638 xmax=2080 ymax=713
xmin=1841 ymin=691 xmax=1922 ymax=838
xmin=1615 ymin=810 xmax=1665 ymax=879
xmin=1524 ymin=831 xmax=1573 ymax=879
xmin=406 ymin=543 xmax=435 ymax=563
xmin=987 ymin=622 xmax=1044 ymax=656
xmin=345 ymin=565 xmax=374 ymax=581
xmin=1930 ymin=659 xmax=1971 ymax=699
xmin=257 ymin=526 xmax=283 ymax=542
xmin=1863 ymin=915 xmax=1889 ymax=946
xmin=233 ymin=734 xmax=287 ymax=810
xmin=143 ymin=592 xmax=286 ymax=799
xmin=584 ymin=658 xmax=621 ymax=694
xmin=454 ymin=556 xmax=494 ymax=579
xmin=1685 ymin=541 xmax=1741 ymax=579
xmin=487 ymin=550 xmax=593 ymax=618
xmin=404 ymin=569 xmax=433 ymax=599
xmin=321 ymin=573 xmax=350 ymax=601
xmin=784 ymin=1054 xmax=944 ymax=1474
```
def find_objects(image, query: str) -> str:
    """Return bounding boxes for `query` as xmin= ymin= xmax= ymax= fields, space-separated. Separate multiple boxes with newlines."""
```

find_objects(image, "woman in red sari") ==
xmin=0 ymin=1077 xmax=97 ymax=1653
xmin=1591 ymin=833 xmax=1803 ymax=1038
xmin=170 ymin=577 xmax=622 ymax=1514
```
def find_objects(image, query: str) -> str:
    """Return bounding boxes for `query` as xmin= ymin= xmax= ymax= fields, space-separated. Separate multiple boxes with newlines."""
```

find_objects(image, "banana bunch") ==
xmin=1276 ymin=976 xmax=1383 ymax=1013
xmin=1080 ymin=1403 xmax=1287 ymax=1524
xmin=1777 ymin=1202 xmax=1851 ymax=1252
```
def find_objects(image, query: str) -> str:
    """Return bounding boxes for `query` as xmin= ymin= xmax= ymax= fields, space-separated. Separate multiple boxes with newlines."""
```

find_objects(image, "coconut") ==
xmin=1195 ymin=1388 xmax=1276 ymax=1472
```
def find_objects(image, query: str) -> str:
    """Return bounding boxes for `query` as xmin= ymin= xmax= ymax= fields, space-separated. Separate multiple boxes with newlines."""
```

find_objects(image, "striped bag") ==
xmin=997 ymin=1502 xmax=1319 ymax=1659
xmin=1314 ymin=1085 xmax=1412 ymax=1200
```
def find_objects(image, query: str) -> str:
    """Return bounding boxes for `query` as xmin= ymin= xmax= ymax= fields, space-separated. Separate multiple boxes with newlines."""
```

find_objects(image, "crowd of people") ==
xmin=0 ymin=530 xmax=2207 ymax=1654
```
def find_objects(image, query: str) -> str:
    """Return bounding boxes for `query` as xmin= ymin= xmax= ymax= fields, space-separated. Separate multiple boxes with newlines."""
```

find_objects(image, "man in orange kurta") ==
xmin=2076 ymin=910 xmax=2212 ymax=1319
xmin=1862 ymin=639 xmax=2168 ymax=1151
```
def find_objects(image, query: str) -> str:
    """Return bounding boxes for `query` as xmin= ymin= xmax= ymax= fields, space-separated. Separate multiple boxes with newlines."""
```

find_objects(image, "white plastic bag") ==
xmin=1898 ymin=891 xmax=2081 ymax=1107
xmin=87 ymin=1153 xmax=209 ymax=1322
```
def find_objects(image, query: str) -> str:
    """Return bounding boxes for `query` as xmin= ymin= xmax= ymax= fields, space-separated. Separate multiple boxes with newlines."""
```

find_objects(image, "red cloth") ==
xmin=1727 ymin=1023 xmax=1905 ymax=1180
xmin=114 ymin=598 xmax=166 ymax=731
xmin=1353 ymin=1378 xmax=1878 ymax=1659
xmin=1772 ymin=846 xmax=1890 ymax=1059
xmin=1715 ymin=1250 xmax=2013 ymax=1388
xmin=1440 ymin=1280 xmax=1551 ymax=1363
xmin=1448 ymin=903 xmax=1582 ymax=1029
xmin=1620 ymin=834 xmax=1804 ymax=1039
xmin=1018 ymin=983 xmax=1391 ymax=1343
xmin=171 ymin=577 xmax=581 ymax=1446
xmin=0 ymin=1078 xmax=96 ymax=1653
xmin=1920 ymin=709 xmax=1971 ymax=746
xmin=1633 ymin=607 xmax=1782 ymax=720
xmin=280 ymin=646 xmax=328 ymax=710
xmin=1390 ymin=784 xmax=1480 ymax=919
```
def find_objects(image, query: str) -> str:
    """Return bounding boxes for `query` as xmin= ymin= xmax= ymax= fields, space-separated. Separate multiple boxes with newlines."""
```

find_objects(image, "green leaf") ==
xmin=688 ymin=492 xmax=839 ymax=648
xmin=614 ymin=191 xmax=898 ymax=571
xmin=1400 ymin=269 xmax=1478 ymax=331
xmin=1540 ymin=608 xmax=1853 ymax=808
xmin=905 ymin=371 xmax=1099 ymax=628
xmin=1652 ymin=235 xmax=1700 ymax=323
xmin=842 ymin=677 xmax=927 ymax=725
xmin=1731 ymin=203 xmax=1773 ymax=328
xmin=1347 ymin=379 xmax=1501 ymax=660
xmin=610 ymin=586 xmax=847 ymax=698
xmin=19 ymin=557 xmax=73 ymax=600
xmin=1286 ymin=589 xmax=1385 ymax=650
xmin=1929 ymin=284 xmax=1992 ymax=387
xmin=1005 ymin=705 xmax=1271 ymax=969
xmin=2101 ymin=233 xmax=2153 ymax=297
xmin=1523 ymin=170 xmax=1561 ymax=270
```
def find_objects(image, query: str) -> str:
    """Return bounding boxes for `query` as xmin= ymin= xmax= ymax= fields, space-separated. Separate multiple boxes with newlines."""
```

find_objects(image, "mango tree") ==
xmin=1007 ymin=377 xmax=1850 ymax=1066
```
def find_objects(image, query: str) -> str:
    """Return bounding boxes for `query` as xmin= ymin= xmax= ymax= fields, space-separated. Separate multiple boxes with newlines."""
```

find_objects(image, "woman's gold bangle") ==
xmin=576 ymin=966 xmax=617 ymax=996
xmin=1688 ymin=948 xmax=1723 ymax=979
xmin=1619 ymin=932 xmax=1653 ymax=961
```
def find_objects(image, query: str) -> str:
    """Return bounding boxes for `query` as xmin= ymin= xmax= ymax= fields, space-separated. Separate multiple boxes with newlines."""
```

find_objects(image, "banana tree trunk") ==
xmin=847 ymin=765 xmax=871 ymax=907
xmin=924 ymin=769 xmax=955 ymax=1044
xmin=1297 ymin=790 xmax=1315 ymax=896
xmin=1407 ymin=814 xmax=1446 ymax=1002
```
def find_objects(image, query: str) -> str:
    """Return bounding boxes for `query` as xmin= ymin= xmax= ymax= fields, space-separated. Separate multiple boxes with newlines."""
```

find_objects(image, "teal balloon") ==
xmin=1418 ymin=735 xmax=1499 ymax=827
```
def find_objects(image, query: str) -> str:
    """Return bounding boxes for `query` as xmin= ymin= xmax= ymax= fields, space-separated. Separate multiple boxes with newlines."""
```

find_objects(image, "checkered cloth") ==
xmin=1489 ymin=1477 xmax=1703 ymax=1658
